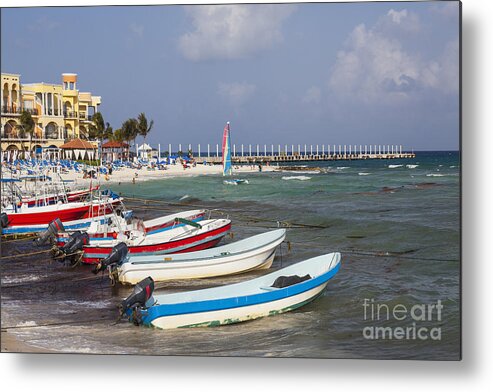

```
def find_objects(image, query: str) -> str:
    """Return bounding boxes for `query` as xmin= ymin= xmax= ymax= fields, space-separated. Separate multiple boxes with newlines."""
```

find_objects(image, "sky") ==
xmin=1 ymin=1 xmax=460 ymax=151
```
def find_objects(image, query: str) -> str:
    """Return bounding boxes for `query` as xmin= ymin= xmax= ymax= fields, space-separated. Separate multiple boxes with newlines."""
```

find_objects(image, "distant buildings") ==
xmin=1 ymin=72 xmax=101 ymax=157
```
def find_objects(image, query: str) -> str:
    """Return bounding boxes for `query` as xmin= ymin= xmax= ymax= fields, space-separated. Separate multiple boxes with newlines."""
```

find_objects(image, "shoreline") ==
xmin=53 ymin=163 xmax=276 ymax=187
xmin=1 ymin=330 xmax=55 ymax=354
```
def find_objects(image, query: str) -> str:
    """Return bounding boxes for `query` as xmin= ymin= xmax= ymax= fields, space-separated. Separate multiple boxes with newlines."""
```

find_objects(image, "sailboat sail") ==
xmin=222 ymin=122 xmax=232 ymax=176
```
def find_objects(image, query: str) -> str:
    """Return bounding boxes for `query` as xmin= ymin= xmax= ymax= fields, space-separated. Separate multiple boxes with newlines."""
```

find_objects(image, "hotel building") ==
xmin=1 ymin=72 xmax=101 ymax=155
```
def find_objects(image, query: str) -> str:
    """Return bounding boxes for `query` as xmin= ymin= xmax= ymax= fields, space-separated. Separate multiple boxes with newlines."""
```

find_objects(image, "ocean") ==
xmin=1 ymin=151 xmax=460 ymax=359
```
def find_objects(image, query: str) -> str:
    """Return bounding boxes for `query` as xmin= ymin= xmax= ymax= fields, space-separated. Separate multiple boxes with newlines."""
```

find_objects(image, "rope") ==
xmin=122 ymin=195 xmax=330 ymax=229
xmin=0 ymin=248 xmax=51 ymax=260
xmin=0 ymin=233 xmax=38 ymax=242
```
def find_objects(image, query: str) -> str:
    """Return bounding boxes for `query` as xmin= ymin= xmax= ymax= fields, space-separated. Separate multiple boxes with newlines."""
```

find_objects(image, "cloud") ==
xmin=218 ymin=82 xmax=256 ymax=105
xmin=178 ymin=4 xmax=295 ymax=61
xmin=28 ymin=16 xmax=61 ymax=32
xmin=431 ymin=2 xmax=460 ymax=20
xmin=302 ymin=87 xmax=322 ymax=104
xmin=129 ymin=23 xmax=144 ymax=38
xmin=328 ymin=8 xmax=458 ymax=104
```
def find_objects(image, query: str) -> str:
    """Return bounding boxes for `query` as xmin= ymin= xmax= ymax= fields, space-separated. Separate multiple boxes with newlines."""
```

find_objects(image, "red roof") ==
xmin=60 ymin=138 xmax=96 ymax=149
xmin=102 ymin=141 xmax=129 ymax=148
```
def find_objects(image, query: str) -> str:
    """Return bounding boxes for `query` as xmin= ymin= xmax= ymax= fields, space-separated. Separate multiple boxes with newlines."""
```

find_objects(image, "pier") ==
xmin=156 ymin=143 xmax=415 ymax=164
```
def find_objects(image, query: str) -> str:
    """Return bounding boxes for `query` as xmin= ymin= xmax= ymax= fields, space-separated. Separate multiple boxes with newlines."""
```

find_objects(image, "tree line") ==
xmin=15 ymin=110 xmax=153 ymax=151
xmin=89 ymin=112 xmax=154 ymax=149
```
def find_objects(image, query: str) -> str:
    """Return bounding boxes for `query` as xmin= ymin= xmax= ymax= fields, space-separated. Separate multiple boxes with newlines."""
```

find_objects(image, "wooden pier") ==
xmin=154 ymin=143 xmax=415 ymax=164
xmin=200 ymin=152 xmax=415 ymax=164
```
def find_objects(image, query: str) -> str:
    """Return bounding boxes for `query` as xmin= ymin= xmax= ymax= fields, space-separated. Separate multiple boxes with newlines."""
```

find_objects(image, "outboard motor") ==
xmin=92 ymin=242 xmax=129 ymax=275
xmin=120 ymin=277 xmax=154 ymax=326
xmin=0 ymin=212 xmax=8 ymax=229
xmin=59 ymin=231 xmax=89 ymax=261
xmin=36 ymin=218 xmax=65 ymax=245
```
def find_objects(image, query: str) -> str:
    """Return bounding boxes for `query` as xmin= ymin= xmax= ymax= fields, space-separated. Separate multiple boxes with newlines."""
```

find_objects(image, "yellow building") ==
xmin=1 ymin=72 xmax=101 ymax=156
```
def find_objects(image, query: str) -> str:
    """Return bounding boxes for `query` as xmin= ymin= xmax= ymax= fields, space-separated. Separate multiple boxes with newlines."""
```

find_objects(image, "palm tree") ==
xmin=88 ymin=112 xmax=113 ymax=141
xmin=18 ymin=111 xmax=35 ymax=158
xmin=137 ymin=113 xmax=154 ymax=159
xmin=121 ymin=118 xmax=139 ymax=161
xmin=89 ymin=112 xmax=114 ymax=163
xmin=111 ymin=128 xmax=125 ymax=143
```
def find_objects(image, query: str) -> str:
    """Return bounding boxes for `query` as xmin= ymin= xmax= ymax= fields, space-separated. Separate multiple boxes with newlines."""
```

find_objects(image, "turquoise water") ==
xmin=1 ymin=151 xmax=460 ymax=359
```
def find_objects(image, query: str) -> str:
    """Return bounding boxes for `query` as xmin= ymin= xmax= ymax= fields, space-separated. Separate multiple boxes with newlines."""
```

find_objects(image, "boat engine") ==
xmin=92 ymin=242 xmax=129 ymax=275
xmin=0 ymin=212 xmax=8 ymax=229
xmin=120 ymin=277 xmax=154 ymax=326
xmin=35 ymin=218 xmax=65 ymax=245
xmin=59 ymin=231 xmax=89 ymax=261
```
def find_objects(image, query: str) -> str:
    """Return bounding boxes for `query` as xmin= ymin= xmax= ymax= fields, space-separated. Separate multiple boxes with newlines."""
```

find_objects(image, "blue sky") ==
xmin=1 ymin=2 xmax=460 ymax=150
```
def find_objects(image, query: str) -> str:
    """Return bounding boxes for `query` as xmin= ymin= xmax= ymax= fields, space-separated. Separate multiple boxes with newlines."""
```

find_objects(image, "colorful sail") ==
xmin=222 ymin=122 xmax=232 ymax=176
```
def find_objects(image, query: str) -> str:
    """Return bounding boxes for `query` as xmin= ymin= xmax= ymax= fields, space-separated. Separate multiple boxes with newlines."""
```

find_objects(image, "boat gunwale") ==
xmin=84 ymin=219 xmax=232 ymax=250
xmin=124 ymin=229 xmax=286 ymax=266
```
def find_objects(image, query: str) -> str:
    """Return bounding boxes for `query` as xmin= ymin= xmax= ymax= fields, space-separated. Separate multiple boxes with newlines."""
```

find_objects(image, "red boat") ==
xmin=79 ymin=219 xmax=232 ymax=264
xmin=55 ymin=209 xmax=205 ymax=244
xmin=22 ymin=185 xmax=100 ymax=207
xmin=3 ymin=197 xmax=122 ymax=227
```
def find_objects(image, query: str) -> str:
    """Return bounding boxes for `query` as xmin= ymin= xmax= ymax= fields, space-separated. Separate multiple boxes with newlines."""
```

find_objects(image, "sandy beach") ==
xmin=51 ymin=163 xmax=276 ymax=188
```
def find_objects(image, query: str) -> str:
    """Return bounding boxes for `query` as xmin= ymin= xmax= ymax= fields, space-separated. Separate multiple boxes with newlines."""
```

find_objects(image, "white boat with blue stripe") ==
xmin=122 ymin=252 xmax=341 ymax=329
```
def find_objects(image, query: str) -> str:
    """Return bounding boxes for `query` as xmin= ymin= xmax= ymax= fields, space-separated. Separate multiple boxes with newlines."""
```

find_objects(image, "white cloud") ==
xmin=302 ymin=87 xmax=322 ymax=104
xmin=431 ymin=2 xmax=460 ymax=19
xmin=129 ymin=23 xmax=144 ymax=38
xmin=422 ymin=38 xmax=459 ymax=94
xmin=217 ymin=82 xmax=256 ymax=106
xmin=29 ymin=16 xmax=61 ymax=32
xmin=329 ymin=9 xmax=458 ymax=103
xmin=178 ymin=4 xmax=295 ymax=61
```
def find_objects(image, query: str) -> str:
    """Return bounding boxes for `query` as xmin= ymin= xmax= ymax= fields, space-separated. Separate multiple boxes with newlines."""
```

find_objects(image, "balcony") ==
xmin=1 ymin=106 xmax=39 ymax=116
xmin=64 ymin=110 xmax=78 ymax=118
xmin=79 ymin=113 xmax=94 ymax=121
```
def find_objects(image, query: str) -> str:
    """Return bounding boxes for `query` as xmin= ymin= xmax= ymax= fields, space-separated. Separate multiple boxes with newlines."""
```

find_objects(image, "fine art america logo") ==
xmin=363 ymin=298 xmax=443 ymax=341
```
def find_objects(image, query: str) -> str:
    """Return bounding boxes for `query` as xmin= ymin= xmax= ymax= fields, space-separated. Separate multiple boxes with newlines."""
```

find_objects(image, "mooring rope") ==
xmin=0 ymin=248 xmax=51 ymax=260
xmin=122 ymin=195 xmax=330 ymax=229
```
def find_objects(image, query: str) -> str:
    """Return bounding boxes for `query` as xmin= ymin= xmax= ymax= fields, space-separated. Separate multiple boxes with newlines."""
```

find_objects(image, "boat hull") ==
xmin=4 ymin=204 xmax=90 ymax=226
xmin=117 ymin=236 xmax=282 ymax=284
xmin=1 ymin=215 xmax=110 ymax=235
xmin=151 ymin=282 xmax=327 ymax=329
xmin=82 ymin=222 xmax=232 ymax=264
xmin=2 ymin=198 xmax=122 ymax=229
xmin=129 ymin=253 xmax=341 ymax=329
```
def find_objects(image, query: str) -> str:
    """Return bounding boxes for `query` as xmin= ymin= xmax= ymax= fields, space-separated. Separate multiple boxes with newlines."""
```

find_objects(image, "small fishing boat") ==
xmin=55 ymin=209 xmax=205 ymax=244
xmin=2 ymin=214 xmax=113 ymax=236
xmin=22 ymin=185 xmax=100 ymax=207
xmin=120 ymin=252 xmax=341 ymax=328
xmin=222 ymin=122 xmax=248 ymax=185
xmin=1 ymin=196 xmax=122 ymax=227
xmin=80 ymin=218 xmax=232 ymax=264
xmin=99 ymin=229 xmax=286 ymax=284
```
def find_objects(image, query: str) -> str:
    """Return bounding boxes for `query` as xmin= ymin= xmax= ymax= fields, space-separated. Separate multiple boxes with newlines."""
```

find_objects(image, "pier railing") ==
xmin=148 ymin=143 xmax=415 ymax=163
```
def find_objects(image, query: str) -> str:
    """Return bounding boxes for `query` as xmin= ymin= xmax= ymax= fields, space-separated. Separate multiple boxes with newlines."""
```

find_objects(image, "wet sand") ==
xmin=1 ymin=331 xmax=54 ymax=353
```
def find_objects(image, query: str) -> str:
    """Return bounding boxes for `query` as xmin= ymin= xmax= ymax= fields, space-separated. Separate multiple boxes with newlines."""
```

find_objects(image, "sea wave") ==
xmin=1 ymin=274 xmax=44 ymax=284
xmin=282 ymin=176 xmax=312 ymax=181
xmin=358 ymin=172 xmax=371 ymax=176
xmin=406 ymin=164 xmax=419 ymax=169
xmin=388 ymin=164 xmax=403 ymax=168
xmin=426 ymin=173 xmax=445 ymax=177
xmin=336 ymin=166 xmax=349 ymax=170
